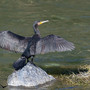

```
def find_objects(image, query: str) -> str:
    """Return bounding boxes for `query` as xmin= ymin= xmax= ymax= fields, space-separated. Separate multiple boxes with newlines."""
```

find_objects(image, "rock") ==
xmin=7 ymin=63 xmax=55 ymax=87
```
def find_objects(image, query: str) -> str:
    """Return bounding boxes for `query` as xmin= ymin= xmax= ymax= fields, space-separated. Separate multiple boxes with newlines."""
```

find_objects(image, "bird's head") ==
xmin=33 ymin=20 xmax=49 ymax=35
xmin=33 ymin=20 xmax=49 ymax=28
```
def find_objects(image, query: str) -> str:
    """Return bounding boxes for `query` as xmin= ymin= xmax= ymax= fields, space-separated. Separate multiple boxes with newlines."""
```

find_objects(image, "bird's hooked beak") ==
xmin=38 ymin=20 xmax=49 ymax=25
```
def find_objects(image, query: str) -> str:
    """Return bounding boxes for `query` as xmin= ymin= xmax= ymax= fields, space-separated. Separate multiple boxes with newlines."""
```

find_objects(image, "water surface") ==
xmin=0 ymin=0 xmax=90 ymax=90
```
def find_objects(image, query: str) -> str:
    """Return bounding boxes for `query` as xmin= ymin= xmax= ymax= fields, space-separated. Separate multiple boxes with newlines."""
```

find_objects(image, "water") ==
xmin=0 ymin=0 xmax=90 ymax=90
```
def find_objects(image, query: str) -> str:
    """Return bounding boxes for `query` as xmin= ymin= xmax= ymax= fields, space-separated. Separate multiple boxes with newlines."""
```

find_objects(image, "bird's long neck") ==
xmin=33 ymin=24 xmax=40 ymax=36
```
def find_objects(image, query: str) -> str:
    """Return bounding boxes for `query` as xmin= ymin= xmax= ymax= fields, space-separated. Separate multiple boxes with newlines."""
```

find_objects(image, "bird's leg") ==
xmin=30 ymin=56 xmax=36 ymax=66
xmin=26 ymin=57 xmax=33 ymax=63
xmin=31 ymin=56 xmax=34 ymax=63
xmin=27 ymin=59 xmax=30 ymax=63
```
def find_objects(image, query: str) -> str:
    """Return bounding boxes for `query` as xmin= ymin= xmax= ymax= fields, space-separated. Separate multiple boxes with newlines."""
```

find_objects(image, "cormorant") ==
xmin=0 ymin=20 xmax=75 ymax=70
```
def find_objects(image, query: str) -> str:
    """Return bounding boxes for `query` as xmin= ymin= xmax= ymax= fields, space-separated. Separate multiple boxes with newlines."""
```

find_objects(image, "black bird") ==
xmin=0 ymin=20 xmax=75 ymax=70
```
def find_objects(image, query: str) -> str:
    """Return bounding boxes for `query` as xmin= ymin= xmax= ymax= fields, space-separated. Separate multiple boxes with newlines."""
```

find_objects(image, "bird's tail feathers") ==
xmin=13 ymin=57 xmax=26 ymax=70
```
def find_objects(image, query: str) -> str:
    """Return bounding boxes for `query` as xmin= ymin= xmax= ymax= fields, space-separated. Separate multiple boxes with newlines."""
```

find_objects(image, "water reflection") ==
xmin=6 ymin=84 xmax=89 ymax=90
xmin=7 ymin=80 xmax=55 ymax=90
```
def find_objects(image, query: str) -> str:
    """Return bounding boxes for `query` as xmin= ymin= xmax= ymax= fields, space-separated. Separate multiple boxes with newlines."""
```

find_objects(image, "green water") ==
xmin=0 ymin=0 xmax=90 ymax=90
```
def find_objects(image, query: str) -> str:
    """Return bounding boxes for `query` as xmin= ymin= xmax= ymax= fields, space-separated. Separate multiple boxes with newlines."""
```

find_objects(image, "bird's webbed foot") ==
xmin=30 ymin=61 xmax=37 ymax=66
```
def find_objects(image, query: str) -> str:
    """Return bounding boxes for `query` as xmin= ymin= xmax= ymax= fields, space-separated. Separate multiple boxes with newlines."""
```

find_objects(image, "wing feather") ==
xmin=0 ymin=31 xmax=31 ymax=53
xmin=36 ymin=34 xmax=75 ymax=54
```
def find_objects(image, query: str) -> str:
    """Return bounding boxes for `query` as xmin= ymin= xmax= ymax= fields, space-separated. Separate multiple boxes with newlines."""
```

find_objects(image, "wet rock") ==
xmin=7 ymin=63 xmax=55 ymax=87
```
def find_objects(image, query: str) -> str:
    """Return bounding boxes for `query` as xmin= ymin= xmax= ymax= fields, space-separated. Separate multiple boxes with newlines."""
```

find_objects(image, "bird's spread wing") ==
xmin=36 ymin=34 xmax=75 ymax=54
xmin=0 ymin=31 xmax=31 ymax=53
